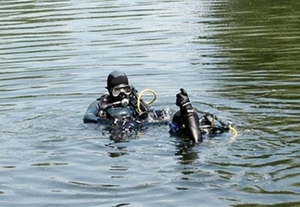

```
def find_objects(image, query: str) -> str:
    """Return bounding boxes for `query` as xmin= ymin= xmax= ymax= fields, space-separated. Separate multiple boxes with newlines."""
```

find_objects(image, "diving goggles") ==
xmin=111 ymin=85 xmax=132 ymax=97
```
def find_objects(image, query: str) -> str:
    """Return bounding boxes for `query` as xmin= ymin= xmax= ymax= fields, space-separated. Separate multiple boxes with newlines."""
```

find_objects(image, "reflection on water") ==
xmin=1 ymin=0 xmax=300 ymax=206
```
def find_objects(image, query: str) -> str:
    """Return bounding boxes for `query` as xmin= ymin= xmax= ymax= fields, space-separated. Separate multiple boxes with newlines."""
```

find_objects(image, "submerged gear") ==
xmin=107 ymin=70 xmax=129 ymax=89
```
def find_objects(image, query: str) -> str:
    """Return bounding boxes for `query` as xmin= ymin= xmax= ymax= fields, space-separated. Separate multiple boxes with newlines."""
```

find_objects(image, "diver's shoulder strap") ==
xmin=96 ymin=94 xmax=113 ymax=111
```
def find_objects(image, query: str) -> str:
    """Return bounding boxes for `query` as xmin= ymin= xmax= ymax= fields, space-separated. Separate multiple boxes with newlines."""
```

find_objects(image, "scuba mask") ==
xmin=111 ymin=85 xmax=132 ymax=97
xmin=108 ymin=85 xmax=132 ymax=107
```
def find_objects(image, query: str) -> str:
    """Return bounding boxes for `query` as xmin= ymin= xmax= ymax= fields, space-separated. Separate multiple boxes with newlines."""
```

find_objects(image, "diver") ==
xmin=83 ymin=70 xmax=233 ymax=143
xmin=170 ymin=88 xmax=202 ymax=143
xmin=170 ymin=88 xmax=232 ymax=143
xmin=83 ymin=70 xmax=170 ymax=132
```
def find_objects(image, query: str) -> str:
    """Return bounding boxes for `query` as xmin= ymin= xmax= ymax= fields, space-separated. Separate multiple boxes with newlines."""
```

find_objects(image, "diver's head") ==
xmin=106 ymin=70 xmax=132 ymax=101
xmin=107 ymin=70 xmax=129 ymax=89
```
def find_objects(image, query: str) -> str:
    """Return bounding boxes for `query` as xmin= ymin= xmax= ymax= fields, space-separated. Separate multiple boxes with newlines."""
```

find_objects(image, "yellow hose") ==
xmin=137 ymin=89 xmax=157 ymax=114
xmin=229 ymin=125 xmax=238 ymax=140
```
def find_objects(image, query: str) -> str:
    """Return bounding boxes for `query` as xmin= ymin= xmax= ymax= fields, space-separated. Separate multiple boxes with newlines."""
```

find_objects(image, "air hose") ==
xmin=229 ymin=125 xmax=238 ymax=138
xmin=137 ymin=89 xmax=157 ymax=114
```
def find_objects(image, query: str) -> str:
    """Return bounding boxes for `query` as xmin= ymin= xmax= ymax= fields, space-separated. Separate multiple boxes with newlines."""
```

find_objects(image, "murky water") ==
xmin=1 ymin=0 xmax=300 ymax=206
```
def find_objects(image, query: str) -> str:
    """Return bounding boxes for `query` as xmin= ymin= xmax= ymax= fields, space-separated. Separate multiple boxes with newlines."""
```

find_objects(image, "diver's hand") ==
xmin=176 ymin=89 xmax=201 ymax=143
xmin=176 ymin=88 xmax=190 ymax=107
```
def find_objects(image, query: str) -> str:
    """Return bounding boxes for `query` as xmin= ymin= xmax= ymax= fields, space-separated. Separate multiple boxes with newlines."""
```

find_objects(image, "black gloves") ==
xmin=176 ymin=88 xmax=191 ymax=107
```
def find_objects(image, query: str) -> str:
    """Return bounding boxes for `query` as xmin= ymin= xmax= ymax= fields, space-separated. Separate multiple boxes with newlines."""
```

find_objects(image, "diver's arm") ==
xmin=176 ymin=88 xmax=202 ymax=143
xmin=83 ymin=101 xmax=101 ymax=123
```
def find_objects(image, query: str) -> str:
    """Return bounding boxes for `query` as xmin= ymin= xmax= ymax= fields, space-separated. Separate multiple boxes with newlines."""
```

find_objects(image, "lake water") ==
xmin=1 ymin=0 xmax=300 ymax=206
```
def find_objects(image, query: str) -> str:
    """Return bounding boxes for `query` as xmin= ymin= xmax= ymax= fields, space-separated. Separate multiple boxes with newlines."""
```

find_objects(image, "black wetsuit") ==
xmin=84 ymin=91 xmax=231 ymax=143
xmin=83 ymin=94 xmax=170 ymax=128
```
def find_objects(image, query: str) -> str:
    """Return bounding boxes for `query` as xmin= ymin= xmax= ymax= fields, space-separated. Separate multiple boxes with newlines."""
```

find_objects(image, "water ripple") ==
xmin=1 ymin=0 xmax=300 ymax=206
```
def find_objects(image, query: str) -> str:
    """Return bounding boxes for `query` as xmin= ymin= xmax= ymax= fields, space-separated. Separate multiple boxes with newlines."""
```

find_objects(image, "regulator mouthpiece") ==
xmin=121 ymin=98 xmax=129 ymax=106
